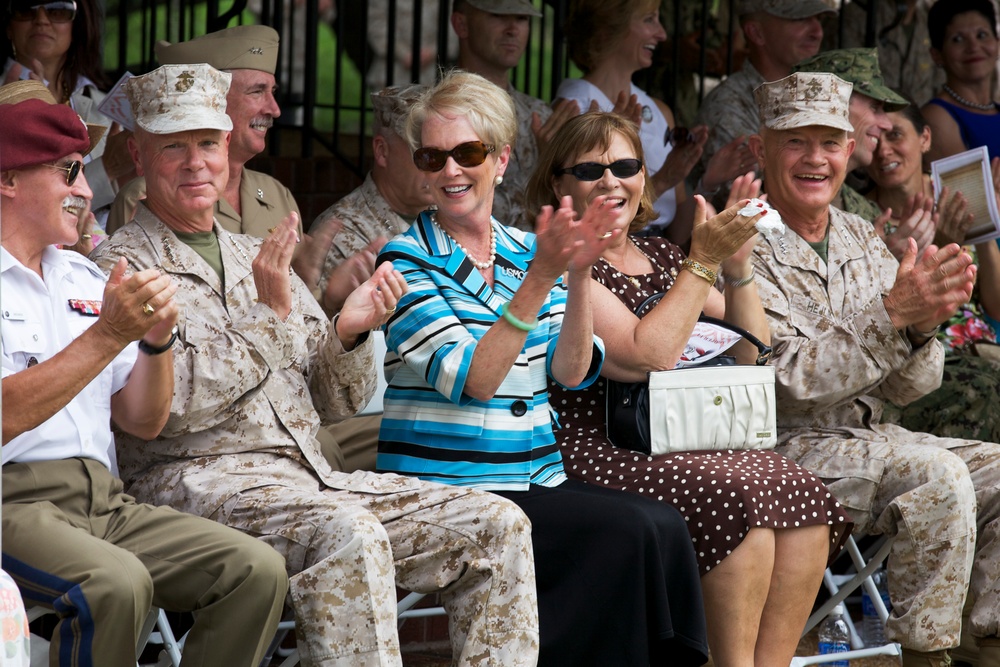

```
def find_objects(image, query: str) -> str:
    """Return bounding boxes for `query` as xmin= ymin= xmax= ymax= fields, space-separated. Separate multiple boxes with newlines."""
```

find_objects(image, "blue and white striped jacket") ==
xmin=377 ymin=211 xmax=604 ymax=491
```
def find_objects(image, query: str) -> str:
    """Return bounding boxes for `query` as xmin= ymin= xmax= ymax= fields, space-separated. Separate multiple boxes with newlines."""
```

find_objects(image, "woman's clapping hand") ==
xmin=688 ymin=195 xmax=761 ymax=270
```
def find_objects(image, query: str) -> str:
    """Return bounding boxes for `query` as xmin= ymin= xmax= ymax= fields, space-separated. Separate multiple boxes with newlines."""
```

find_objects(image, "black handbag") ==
xmin=605 ymin=293 xmax=772 ymax=456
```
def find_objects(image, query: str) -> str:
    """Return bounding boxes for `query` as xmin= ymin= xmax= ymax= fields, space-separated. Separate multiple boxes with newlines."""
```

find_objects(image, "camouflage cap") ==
xmin=372 ymin=83 xmax=428 ymax=137
xmin=155 ymin=25 xmax=279 ymax=74
xmin=460 ymin=0 xmax=542 ymax=17
xmin=754 ymin=72 xmax=854 ymax=132
xmin=794 ymin=47 xmax=908 ymax=111
xmin=737 ymin=0 xmax=835 ymax=19
xmin=126 ymin=64 xmax=234 ymax=134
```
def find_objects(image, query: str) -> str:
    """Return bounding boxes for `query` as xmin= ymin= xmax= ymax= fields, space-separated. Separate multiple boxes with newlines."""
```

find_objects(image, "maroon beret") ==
xmin=0 ymin=99 xmax=91 ymax=171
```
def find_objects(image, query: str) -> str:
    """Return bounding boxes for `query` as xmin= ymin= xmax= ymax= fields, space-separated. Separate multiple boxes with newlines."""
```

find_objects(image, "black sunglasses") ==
xmin=47 ymin=159 xmax=82 ymax=186
xmin=554 ymin=158 xmax=643 ymax=181
xmin=413 ymin=140 xmax=495 ymax=172
xmin=10 ymin=0 xmax=76 ymax=22
xmin=665 ymin=126 xmax=695 ymax=147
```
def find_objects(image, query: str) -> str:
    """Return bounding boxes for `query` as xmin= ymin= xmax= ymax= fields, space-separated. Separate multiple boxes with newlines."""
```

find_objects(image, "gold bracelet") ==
xmin=681 ymin=258 xmax=718 ymax=284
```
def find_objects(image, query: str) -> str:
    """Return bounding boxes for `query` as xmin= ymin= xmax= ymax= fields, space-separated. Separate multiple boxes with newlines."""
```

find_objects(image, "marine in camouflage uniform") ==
xmin=495 ymin=86 xmax=550 ymax=230
xmin=824 ymin=0 xmax=942 ymax=106
xmin=314 ymin=173 xmax=413 ymax=305
xmin=751 ymin=71 xmax=1000 ymax=657
xmin=795 ymin=48 xmax=911 ymax=227
xmin=94 ymin=63 xmax=540 ymax=667
xmin=696 ymin=0 xmax=833 ymax=205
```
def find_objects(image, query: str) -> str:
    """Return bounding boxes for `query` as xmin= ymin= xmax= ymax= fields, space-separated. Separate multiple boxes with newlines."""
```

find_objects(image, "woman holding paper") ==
xmin=525 ymin=111 xmax=851 ymax=667
xmin=867 ymin=102 xmax=1000 ymax=443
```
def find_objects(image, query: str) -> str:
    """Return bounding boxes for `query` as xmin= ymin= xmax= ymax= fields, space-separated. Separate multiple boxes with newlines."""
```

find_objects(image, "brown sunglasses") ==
xmin=413 ymin=141 xmax=495 ymax=172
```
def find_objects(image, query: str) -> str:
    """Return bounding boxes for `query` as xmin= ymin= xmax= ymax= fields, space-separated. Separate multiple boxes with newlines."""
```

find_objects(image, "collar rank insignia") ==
xmin=68 ymin=299 xmax=102 ymax=316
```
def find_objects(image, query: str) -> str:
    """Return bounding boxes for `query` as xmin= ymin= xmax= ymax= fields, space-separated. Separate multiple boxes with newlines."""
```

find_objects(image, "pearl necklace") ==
xmin=943 ymin=84 xmax=996 ymax=112
xmin=432 ymin=213 xmax=496 ymax=270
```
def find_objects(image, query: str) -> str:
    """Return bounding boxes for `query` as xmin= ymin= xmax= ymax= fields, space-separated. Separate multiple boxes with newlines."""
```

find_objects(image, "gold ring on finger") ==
xmin=600 ymin=231 xmax=614 ymax=239
xmin=142 ymin=302 xmax=155 ymax=316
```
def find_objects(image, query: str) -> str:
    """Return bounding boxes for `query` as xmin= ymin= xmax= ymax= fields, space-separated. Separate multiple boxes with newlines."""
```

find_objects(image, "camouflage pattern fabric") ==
xmin=696 ymin=61 xmax=766 ymax=203
xmin=737 ymin=0 xmax=833 ymax=20
xmin=314 ymin=174 xmax=413 ymax=300
xmin=126 ymin=64 xmax=233 ymax=134
xmin=494 ymin=86 xmax=551 ymax=231
xmin=883 ymin=353 xmax=1000 ymax=444
xmin=827 ymin=2 xmax=942 ymax=106
xmin=836 ymin=183 xmax=883 ymax=224
xmin=752 ymin=205 xmax=1000 ymax=648
xmin=794 ymin=47 xmax=909 ymax=111
xmin=753 ymin=71 xmax=854 ymax=131
xmin=90 ymin=204 xmax=540 ymax=666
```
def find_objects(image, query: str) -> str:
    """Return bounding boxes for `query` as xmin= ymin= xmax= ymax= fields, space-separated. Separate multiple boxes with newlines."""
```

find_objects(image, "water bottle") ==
xmin=862 ymin=568 xmax=891 ymax=646
xmin=818 ymin=603 xmax=850 ymax=666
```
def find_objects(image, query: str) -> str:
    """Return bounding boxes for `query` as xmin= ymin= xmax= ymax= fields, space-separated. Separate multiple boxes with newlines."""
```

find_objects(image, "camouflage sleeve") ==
xmin=869 ymin=337 xmax=945 ymax=406
xmin=298 ymin=279 xmax=378 ymax=424
xmin=90 ymin=237 xmax=299 ymax=435
xmin=751 ymin=244 xmax=919 ymax=415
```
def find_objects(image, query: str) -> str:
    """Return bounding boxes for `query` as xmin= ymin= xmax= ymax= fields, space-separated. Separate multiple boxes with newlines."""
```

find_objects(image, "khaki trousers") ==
xmin=2 ymin=458 xmax=288 ymax=667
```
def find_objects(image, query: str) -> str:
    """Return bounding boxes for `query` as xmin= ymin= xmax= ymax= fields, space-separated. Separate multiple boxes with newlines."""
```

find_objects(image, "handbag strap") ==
xmin=634 ymin=293 xmax=773 ymax=366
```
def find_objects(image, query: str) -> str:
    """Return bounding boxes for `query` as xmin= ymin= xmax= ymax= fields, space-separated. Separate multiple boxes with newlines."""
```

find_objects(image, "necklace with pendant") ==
xmin=604 ymin=238 xmax=665 ymax=294
xmin=944 ymin=83 xmax=996 ymax=112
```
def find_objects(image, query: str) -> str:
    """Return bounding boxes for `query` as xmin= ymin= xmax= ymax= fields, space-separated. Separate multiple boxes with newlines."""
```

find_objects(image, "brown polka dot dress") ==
xmin=552 ymin=237 xmax=852 ymax=573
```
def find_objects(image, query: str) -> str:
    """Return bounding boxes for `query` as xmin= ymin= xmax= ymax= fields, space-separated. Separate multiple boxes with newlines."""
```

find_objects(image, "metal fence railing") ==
xmin=99 ymin=0 xmax=873 ymax=178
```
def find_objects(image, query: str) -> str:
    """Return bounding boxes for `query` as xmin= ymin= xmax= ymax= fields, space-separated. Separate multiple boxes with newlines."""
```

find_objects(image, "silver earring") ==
xmin=495 ymin=175 xmax=503 ymax=186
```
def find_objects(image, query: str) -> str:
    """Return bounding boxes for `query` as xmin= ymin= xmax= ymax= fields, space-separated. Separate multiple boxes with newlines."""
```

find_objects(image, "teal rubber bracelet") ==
xmin=500 ymin=302 xmax=538 ymax=332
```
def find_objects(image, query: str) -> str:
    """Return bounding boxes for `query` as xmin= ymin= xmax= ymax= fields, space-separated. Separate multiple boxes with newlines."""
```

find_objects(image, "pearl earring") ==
xmin=495 ymin=175 xmax=503 ymax=186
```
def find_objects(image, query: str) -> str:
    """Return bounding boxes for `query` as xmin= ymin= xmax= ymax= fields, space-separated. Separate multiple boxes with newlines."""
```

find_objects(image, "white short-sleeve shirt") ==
xmin=1 ymin=245 xmax=137 ymax=468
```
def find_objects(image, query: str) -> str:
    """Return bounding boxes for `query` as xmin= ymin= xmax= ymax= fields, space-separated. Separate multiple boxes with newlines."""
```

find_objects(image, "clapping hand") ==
xmin=884 ymin=240 xmax=976 ymax=332
xmin=335 ymin=260 xmax=407 ymax=347
xmin=253 ymin=212 xmax=299 ymax=321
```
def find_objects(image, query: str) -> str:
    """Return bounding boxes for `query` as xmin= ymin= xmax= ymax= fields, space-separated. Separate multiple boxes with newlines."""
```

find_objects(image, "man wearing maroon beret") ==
xmin=0 ymin=91 xmax=288 ymax=667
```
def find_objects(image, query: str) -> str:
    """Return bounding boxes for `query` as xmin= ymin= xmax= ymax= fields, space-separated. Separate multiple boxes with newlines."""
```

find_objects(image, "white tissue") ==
xmin=739 ymin=198 xmax=785 ymax=236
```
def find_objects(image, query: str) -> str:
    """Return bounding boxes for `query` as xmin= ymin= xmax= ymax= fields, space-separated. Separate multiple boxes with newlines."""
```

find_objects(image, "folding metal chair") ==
xmin=790 ymin=534 xmax=902 ymax=666
xmin=27 ymin=605 xmax=180 ymax=667
xmin=261 ymin=591 xmax=447 ymax=667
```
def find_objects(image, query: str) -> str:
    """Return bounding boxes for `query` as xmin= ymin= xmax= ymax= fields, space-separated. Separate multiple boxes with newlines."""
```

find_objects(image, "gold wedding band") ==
xmin=385 ymin=306 xmax=397 ymax=315
xmin=600 ymin=231 xmax=614 ymax=239
xmin=141 ymin=302 xmax=155 ymax=316
xmin=267 ymin=227 xmax=277 ymax=234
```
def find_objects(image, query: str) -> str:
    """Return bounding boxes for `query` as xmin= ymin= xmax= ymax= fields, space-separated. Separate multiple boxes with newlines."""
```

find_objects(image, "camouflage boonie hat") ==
xmin=754 ymin=72 xmax=854 ymax=132
xmin=794 ymin=47 xmax=909 ymax=111
xmin=461 ymin=0 xmax=542 ymax=17
xmin=372 ymin=83 xmax=428 ymax=137
xmin=737 ymin=0 xmax=835 ymax=19
xmin=127 ymin=64 xmax=234 ymax=134
xmin=156 ymin=25 xmax=280 ymax=74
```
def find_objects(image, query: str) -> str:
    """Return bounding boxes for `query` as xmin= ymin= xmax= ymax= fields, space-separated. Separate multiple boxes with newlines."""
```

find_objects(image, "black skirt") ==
xmin=496 ymin=479 xmax=708 ymax=667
